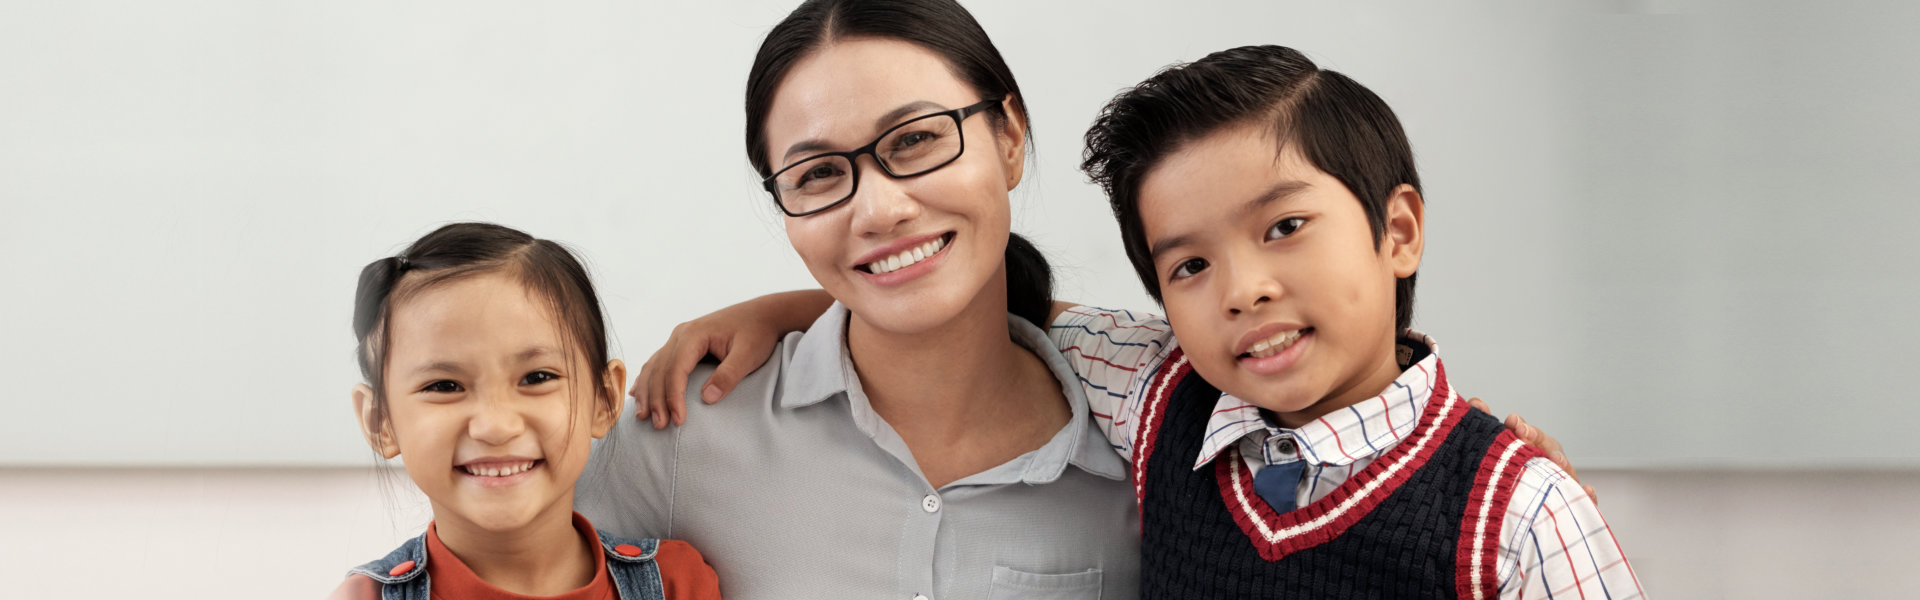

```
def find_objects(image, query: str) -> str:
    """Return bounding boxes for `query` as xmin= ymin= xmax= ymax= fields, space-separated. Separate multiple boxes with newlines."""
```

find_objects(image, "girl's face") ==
xmin=354 ymin=271 xmax=624 ymax=535
xmin=763 ymin=38 xmax=1026 ymax=334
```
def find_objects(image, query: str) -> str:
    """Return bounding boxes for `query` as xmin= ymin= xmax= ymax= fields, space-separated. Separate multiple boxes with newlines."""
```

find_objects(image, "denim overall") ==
xmin=348 ymin=530 xmax=670 ymax=600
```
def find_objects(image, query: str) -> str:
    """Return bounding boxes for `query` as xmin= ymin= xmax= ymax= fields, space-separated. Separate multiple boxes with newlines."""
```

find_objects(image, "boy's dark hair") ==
xmin=352 ymin=222 xmax=612 ymax=439
xmin=1082 ymin=45 xmax=1422 ymax=332
xmin=744 ymin=0 xmax=1054 ymax=328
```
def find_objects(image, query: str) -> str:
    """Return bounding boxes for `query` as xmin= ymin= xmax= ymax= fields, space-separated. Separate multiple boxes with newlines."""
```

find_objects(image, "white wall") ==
xmin=4 ymin=0 xmax=1917 ymax=468
xmin=4 ymin=467 xmax=1909 ymax=598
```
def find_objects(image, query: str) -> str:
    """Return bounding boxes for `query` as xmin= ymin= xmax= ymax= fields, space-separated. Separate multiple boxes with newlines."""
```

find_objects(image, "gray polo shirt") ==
xmin=577 ymin=303 xmax=1139 ymax=600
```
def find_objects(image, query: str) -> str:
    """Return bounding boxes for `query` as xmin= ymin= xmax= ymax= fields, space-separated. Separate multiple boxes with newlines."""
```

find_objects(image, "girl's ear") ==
xmin=591 ymin=359 xmax=628 ymax=438
xmin=1383 ymin=183 xmax=1425 ymax=278
xmin=352 ymin=384 xmax=401 ymax=459
xmin=995 ymin=95 xmax=1027 ymax=190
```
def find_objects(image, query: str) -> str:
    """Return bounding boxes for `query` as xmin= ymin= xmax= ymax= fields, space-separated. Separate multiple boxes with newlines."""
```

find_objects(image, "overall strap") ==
xmin=346 ymin=534 xmax=430 ymax=600
xmin=597 ymin=531 xmax=667 ymax=600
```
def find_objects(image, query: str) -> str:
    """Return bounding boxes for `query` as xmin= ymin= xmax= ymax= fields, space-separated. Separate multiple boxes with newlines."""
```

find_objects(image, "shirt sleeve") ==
xmin=654 ymin=539 xmax=724 ymax=600
xmin=1497 ymin=457 xmax=1645 ymax=600
xmin=574 ymin=367 xmax=697 ymax=540
xmin=1046 ymin=305 xmax=1179 ymax=461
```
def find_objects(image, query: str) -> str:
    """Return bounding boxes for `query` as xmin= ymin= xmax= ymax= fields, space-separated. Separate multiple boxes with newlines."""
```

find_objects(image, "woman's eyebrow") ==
xmin=779 ymin=100 xmax=949 ymax=162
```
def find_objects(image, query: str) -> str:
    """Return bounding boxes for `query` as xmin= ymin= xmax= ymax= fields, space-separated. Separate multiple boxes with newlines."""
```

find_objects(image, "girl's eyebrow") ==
xmin=513 ymin=346 xmax=563 ymax=363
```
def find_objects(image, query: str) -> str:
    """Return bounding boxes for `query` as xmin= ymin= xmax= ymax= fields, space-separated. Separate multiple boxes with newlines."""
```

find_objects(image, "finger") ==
xmin=651 ymin=339 xmax=709 ymax=428
xmin=1467 ymin=396 xmax=1491 ymax=414
xmin=1584 ymin=485 xmax=1600 ymax=506
xmin=702 ymin=335 xmax=777 ymax=405
xmin=632 ymin=366 xmax=651 ymax=420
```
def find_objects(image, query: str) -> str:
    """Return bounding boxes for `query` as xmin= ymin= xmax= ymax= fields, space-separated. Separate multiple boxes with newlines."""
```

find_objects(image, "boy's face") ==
xmin=1138 ymin=123 xmax=1423 ymax=428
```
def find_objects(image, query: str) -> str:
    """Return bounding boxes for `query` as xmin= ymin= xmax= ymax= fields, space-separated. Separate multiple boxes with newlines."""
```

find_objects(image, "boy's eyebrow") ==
xmin=1147 ymin=180 xmax=1311 ymax=263
xmin=780 ymin=100 xmax=947 ymax=163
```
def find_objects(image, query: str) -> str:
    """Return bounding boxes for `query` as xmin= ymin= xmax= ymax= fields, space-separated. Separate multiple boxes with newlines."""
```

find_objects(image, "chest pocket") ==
xmin=987 ymin=566 xmax=1103 ymax=600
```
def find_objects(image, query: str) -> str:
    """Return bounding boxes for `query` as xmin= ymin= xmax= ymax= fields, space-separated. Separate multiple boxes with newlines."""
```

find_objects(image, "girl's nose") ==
xmin=467 ymin=392 xmax=526 ymax=445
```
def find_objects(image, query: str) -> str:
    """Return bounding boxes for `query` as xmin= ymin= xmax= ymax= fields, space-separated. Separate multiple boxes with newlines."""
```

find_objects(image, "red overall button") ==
xmin=613 ymin=544 xmax=643 ymax=557
xmin=388 ymin=560 xmax=416 ymax=576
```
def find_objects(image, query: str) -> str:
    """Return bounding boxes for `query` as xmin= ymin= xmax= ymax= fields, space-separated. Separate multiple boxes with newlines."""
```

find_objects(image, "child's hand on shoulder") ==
xmin=1467 ymin=396 xmax=1599 ymax=504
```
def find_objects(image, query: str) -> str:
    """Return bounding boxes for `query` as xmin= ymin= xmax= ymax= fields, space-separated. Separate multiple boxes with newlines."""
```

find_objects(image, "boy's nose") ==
xmin=1224 ymin=264 xmax=1283 ymax=316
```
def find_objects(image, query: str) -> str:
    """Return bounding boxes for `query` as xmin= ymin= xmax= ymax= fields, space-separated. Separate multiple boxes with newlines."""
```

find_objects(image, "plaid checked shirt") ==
xmin=1049 ymin=305 xmax=1645 ymax=599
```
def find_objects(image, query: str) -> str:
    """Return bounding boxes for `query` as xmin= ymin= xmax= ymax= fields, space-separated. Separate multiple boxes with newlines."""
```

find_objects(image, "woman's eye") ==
xmin=1169 ymin=257 xmax=1209 ymax=281
xmin=521 ymin=371 xmax=560 ymax=386
xmin=797 ymin=164 xmax=842 ymax=187
xmin=895 ymin=131 xmax=933 ymax=148
xmin=422 ymin=380 xmax=462 ymax=394
xmin=1267 ymin=217 xmax=1307 ymax=240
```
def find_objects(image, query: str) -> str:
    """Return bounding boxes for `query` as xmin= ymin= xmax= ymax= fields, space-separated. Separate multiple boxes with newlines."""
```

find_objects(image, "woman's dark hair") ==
xmin=744 ymin=0 xmax=1052 ymax=327
xmin=1082 ymin=45 xmax=1423 ymax=332
xmin=352 ymin=222 xmax=613 ymax=437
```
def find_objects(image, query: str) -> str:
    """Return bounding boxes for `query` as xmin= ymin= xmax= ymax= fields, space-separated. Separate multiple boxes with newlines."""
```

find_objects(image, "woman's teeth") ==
xmin=1246 ymin=329 xmax=1305 ymax=359
xmin=866 ymin=236 xmax=947 ymax=274
xmin=461 ymin=460 xmax=537 ymax=477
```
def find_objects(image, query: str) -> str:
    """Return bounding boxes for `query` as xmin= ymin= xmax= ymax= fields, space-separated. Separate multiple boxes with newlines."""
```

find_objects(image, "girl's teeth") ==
xmin=869 ymin=236 xmax=947 ymax=274
xmin=466 ymin=461 xmax=535 ymax=477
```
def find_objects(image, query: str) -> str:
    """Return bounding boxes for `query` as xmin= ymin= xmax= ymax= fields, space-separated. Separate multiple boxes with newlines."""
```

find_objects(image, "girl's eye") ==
xmin=1267 ymin=217 xmax=1307 ymax=240
xmin=521 ymin=371 xmax=560 ymax=386
xmin=1168 ymin=257 xmax=1209 ymax=281
xmin=422 ymin=380 xmax=462 ymax=394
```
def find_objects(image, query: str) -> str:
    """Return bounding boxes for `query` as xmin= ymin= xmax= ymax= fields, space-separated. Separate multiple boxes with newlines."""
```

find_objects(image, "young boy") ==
xmin=1063 ymin=45 xmax=1641 ymax=598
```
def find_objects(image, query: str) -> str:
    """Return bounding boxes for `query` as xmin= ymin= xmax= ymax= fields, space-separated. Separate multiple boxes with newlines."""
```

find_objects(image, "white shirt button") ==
xmin=1275 ymin=437 xmax=1297 ymax=455
xmin=921 ymin=494 xmax=941 ymax=513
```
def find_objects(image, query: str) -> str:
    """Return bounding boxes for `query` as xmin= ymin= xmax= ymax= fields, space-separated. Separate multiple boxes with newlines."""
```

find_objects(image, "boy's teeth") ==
xmin=1246 ymin=330 xmax=1303 ymax=359
xmin=868 ymin=236 xmax=947 ymax=274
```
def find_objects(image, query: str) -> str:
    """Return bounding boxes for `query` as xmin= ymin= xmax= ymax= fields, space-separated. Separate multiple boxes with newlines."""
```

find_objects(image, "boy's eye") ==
xmin=1168 ymin=257 xmax=1209 ymax=281
xmin=421 ymin=380 xmax=462 ymax=394
xmin=521 ymin=371 xmax=560 ymax=386
xmin=1266 ymin=217 xmax=1307 ymax=240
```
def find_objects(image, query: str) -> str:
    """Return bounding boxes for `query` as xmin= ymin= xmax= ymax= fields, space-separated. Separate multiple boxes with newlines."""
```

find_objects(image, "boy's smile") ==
xmin=1139 ymin=122 xmax=1424 ymax=428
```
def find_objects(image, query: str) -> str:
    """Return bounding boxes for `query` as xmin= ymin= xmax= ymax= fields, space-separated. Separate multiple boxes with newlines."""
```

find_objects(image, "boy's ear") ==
xmin=591 ymin=359 xmax=628 ymax=438
xmin=994 ymin=95 xmax=1027 ymax=190
xmin=352 ymin=384 xmax=401 ymax=459
xmin=1383 ymin=183 xmax=1425 ymax=278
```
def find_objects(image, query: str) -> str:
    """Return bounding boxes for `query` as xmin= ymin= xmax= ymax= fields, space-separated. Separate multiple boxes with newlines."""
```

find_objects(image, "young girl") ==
xmin=332 ymin=222 xmax=720 ymax=600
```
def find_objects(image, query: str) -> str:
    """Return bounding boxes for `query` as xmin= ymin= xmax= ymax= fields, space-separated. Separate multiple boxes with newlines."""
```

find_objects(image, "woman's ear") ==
xmin=592 ymin=359 xmax=628 ymax=438
xmin=1383 ymin=183 xmax=1425 ymax=278
xmin=352 ymin=383 xmax=401 ymax=459
xmin=995 ymin=95 xmax=1027 ymax=190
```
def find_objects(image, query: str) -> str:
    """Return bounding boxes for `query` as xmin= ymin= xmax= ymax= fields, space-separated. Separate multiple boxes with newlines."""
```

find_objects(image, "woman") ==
xmin=578 ymin=1 xmax=1579 ymax=598
xmin=577 ymin=1 xmax=1137 ymax=598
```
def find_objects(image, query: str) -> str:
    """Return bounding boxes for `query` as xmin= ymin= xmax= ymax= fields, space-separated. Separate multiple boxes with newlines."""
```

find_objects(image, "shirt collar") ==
xmin=778 ymin=302 xmax=1128 ymax=483
xmin=1192 ymin=331 xmax=1442 ymax=470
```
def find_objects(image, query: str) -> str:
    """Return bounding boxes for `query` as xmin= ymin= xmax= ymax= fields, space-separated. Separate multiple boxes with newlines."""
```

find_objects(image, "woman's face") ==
xmin=763 ymin=37 xmax=1025 ymax=334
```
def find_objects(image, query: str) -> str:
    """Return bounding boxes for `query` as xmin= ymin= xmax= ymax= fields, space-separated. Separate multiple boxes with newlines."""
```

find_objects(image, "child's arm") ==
xmin=1045 ymin=304 xmax=1180 ymax=461
xmin=1495 ymin=459 xmax=1643 ymax=599
xmin=632 ymin=289 xmax=833 ymax=428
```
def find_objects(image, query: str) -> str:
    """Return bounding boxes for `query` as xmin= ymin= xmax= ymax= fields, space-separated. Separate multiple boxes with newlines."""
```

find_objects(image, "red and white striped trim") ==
xmin=1213 ymin=362 xmax=1468 ymax=561
xmin=1130 ymin=349 xmax=1192 ymax=523
xmin=1456 ymin=431 xmax=1538 ymax=600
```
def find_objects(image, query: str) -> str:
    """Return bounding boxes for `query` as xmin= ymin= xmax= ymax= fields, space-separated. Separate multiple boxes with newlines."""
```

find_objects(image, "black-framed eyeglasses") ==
xmin=763 ymin=97 xmax=1004 ymax=217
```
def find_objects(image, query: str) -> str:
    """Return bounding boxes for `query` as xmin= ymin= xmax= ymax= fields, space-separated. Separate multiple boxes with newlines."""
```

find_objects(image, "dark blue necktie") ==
xmin=1252 ymin=460 xmax=1307 ymax=513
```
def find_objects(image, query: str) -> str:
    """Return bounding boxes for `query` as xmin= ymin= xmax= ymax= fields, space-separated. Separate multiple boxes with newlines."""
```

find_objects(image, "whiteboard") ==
xmin=3 ymin=0 xmax=1916 ymax=467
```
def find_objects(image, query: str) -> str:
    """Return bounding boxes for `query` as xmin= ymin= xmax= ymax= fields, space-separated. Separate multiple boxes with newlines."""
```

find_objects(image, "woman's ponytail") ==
xmin=1004 ymin=232 xmax=1053 ymax=329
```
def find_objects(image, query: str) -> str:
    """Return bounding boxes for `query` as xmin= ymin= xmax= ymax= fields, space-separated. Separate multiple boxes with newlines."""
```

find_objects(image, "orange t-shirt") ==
xmin=331 ymin=513 xmax=720 ymax=600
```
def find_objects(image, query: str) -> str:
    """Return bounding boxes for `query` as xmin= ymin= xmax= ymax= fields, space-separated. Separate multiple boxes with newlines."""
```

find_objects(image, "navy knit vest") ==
xmin=1131 ymin=350 xmax=1541 ymax=599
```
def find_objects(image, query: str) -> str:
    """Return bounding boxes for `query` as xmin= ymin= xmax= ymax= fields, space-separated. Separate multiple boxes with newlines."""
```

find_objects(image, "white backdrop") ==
xmin=3 ymin=0 xmax=1916 ymax=468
